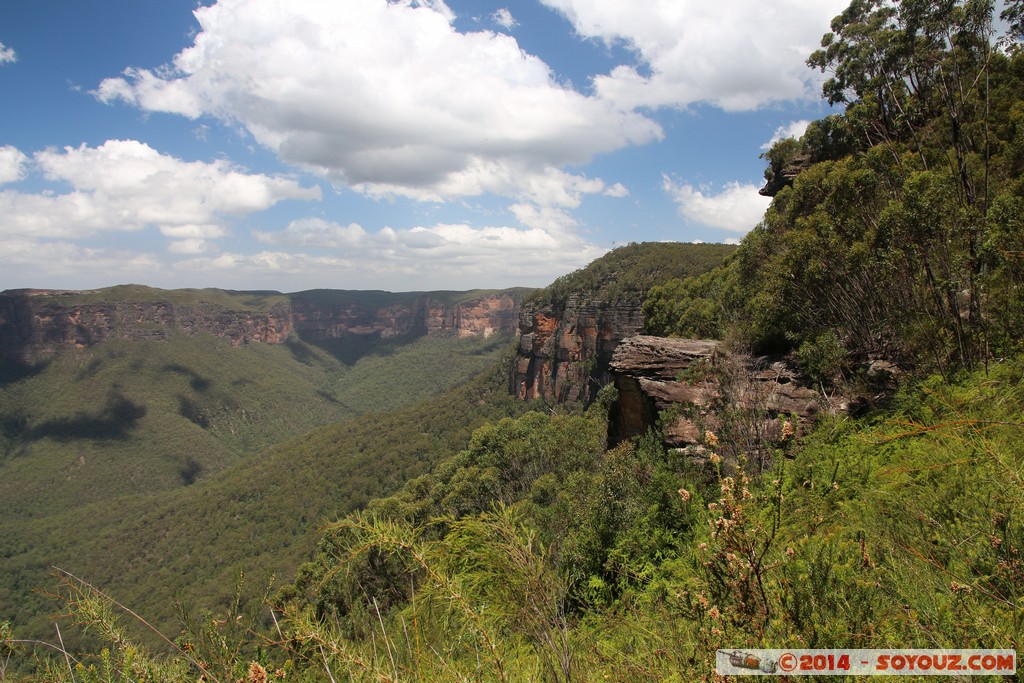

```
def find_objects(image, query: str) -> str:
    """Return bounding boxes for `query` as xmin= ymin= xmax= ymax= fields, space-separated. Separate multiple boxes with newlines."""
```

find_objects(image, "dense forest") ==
xmin=4 ymin=0 xmax=1024 ymax=680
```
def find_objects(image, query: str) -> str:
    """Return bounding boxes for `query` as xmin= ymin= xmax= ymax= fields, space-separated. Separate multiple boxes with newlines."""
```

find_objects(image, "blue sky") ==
xmin=0 ymin=0 xmax=847 ymax=292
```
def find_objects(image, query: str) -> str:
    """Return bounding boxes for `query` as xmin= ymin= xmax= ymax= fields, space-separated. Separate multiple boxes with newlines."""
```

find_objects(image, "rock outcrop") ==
xmin=0 ymin=288 xmax=524 ymax=365
xmin=511 ymin=295 xmax=645 ymax=404
xmin=608 ymin=335 xmax=848 ymax=450
xmin=759 ymin=152 xmax=813 ymax=197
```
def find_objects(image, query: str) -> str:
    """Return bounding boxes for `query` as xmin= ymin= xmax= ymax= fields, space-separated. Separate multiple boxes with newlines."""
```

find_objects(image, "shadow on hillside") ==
xmin=0 ymin=412 xmax=28 ymax=446
xmin=0 ymin=359 xmax=46 ymax=386
xmin=162 ymin=363 xmax=211 ymax=391
xmin=178 ymin=395 xmax=210 ymax=428
xmin=284 ymin=338 xmax=321 ymax=366
xmin=295 ymin=330 xmax=425 ymax=365
xmin=28 ymin=393 xmax=147 ymax=441
xmin=179 ymin=455 xmax=202 ymax=485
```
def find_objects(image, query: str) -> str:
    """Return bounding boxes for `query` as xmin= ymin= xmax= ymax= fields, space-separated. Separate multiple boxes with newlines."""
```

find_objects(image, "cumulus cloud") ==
xmin=662 ymin=177 xmax=770 ymax=233
xmin=492 ymin=8 xmax=518 ymax=30
xmin=541 ymin=0 xmax=848 ymax=111
xmin=0 ymin=145 xmax=28 ymax=184
xmin=0 ymin=42 xmax=15 ymax=65
xmin=95 ymin=0 xmax=661 ymax=205
xmin=761 ymin=119 xmax=812 ymax=150
xmin=603 ymin=182 xmax=629 ymax=197
xmin=0 ymin=139 xmax=320 ymax=242
xmin=0 ymin=138 xmax=603 ymax=291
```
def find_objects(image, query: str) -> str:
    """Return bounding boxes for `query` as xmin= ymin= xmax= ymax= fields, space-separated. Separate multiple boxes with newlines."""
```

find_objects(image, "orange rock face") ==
xmin=511 ymin=295 xmax=645 ymax=404
xmin=446 ymin=295 xmax=520 ymax=339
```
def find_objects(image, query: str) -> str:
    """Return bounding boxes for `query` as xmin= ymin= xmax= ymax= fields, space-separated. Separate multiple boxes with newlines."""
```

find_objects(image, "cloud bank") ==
xmin=2 ymin=1 xmax=852 ymax=290
xmin=0 ymin=140 xmax=319 ymax=251
xmin=96 ymin=0 xmax=661 ymax=205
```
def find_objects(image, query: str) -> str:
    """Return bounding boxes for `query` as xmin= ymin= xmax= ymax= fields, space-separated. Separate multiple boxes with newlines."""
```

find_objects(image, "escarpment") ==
xmin=511 ymin=294 xmax=644 ymax=404
xmin=0 ymin=287 xmax=525 ymax=365
xmin=507 ymin=242 xmax=739 ymax=405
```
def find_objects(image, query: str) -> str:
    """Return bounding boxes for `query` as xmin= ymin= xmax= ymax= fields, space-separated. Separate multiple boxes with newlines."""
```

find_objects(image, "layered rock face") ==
xmin=0 ymin=292 xmax=293 ymax=361
xmin=0 ymin=289 xmax=523 ymax=365
xmin=511 ymin=295 xmax=645 ymax=404
xmin=430 ymin=294 xmax=521 ymax=339
xmin=608 ymin=335 xmax=848 ymax=449
xmin=290 ymin=293 xmax=520 ymax=344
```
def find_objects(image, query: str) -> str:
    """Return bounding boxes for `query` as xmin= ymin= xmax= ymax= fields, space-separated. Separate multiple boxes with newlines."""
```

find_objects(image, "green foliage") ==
xmin=527 ymin=242 xmax=736 ymax=310
xmin=7 ymin=354 xmax=1024 ymax=681
xmin=0 ymin=331 xmax=524 ymax=657
xmin=644 ymin=1 xmax=1024 ymax=377
xmin=797 ymin=330 xmax=847 ymax=386
xmin=643 ymin=265 xmax=739 ymax=339
xmin=280 ymin=353 xmax=1024 ymax=681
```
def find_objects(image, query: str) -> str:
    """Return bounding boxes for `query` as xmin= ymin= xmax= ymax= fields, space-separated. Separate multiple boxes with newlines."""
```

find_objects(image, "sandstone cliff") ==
xmin=511 ymin=294 xmax=644 ymax=404
xmin=508 ymin=242 xmax=738 ymax=405
xmin=0 ymin=287 xmax=525 ymax=366
xmin=608 ymin=335 xmax=848 ymax=453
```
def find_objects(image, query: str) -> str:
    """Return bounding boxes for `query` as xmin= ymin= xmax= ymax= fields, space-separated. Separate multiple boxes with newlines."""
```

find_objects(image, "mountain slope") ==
xmin=0 ymin=331 xmax=511 ymax=521
xmin=0 ymin=345 xmax=530 ymax=648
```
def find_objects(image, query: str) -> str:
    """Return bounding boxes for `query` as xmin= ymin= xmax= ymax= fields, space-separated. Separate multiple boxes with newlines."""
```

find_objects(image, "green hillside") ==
xmin=0 ymin=331 xmax=510 ymax=520
xmin=8 ymin=356 xmax=1020 ymax=682
xmin=0 ymin=294 xmax=521 ymax=655
xmin=528 ymin=241 xmax=737 ymax=309
xmin=0 ymin=336 xmax=528 ymax=653
xmin=278 ymin=355 xmax=1024 ymax=682
xmin=25 ymin=285 xmax=288 ymax=311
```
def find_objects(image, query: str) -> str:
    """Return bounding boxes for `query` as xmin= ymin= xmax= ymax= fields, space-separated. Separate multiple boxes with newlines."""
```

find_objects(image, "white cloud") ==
xmin=95 ymin=0 xmax=661 ymax=206
xmin=191 ymin=215 xmax=608 ymax=290
xmin=662 ymin=177 xmax=770 ymax=233
xmin=761 ymin=119 xmax=811 ymax=150
xmin=0 ymin=138 xmax=603 ymax=290
xmin=3 ymin=212 xmax=608 ymax=292
xmin=255 ymin=213 xmax=604 ymax=267
xmin=0 ymin=140 xmax=320 ymax=242
xmin=492 ymin=8 xmax=518 ymax=30
xmin=508 ymin=203 xmax=580 ymax=236
xmin=603 ymin=182 xmax=629 ymax=197
xmin=0 ymin=42 xmax=15 ymax=65
xmin=0 ymin=145 xmax=28 ymax=184
xmin=255 ymin=217 xmax=367 ymax=248
xmin=541 ymin=0 xmax=848 ymax=111
xmin=2 ymin=238 xmax=165 ymax=289
xmin=167 ymin=238 xmax=211 ymax=254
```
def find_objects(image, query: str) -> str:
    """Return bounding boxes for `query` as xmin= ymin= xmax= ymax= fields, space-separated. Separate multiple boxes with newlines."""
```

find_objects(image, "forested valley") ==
xmin=4 ymin=0 xmax=1024 ymax=680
